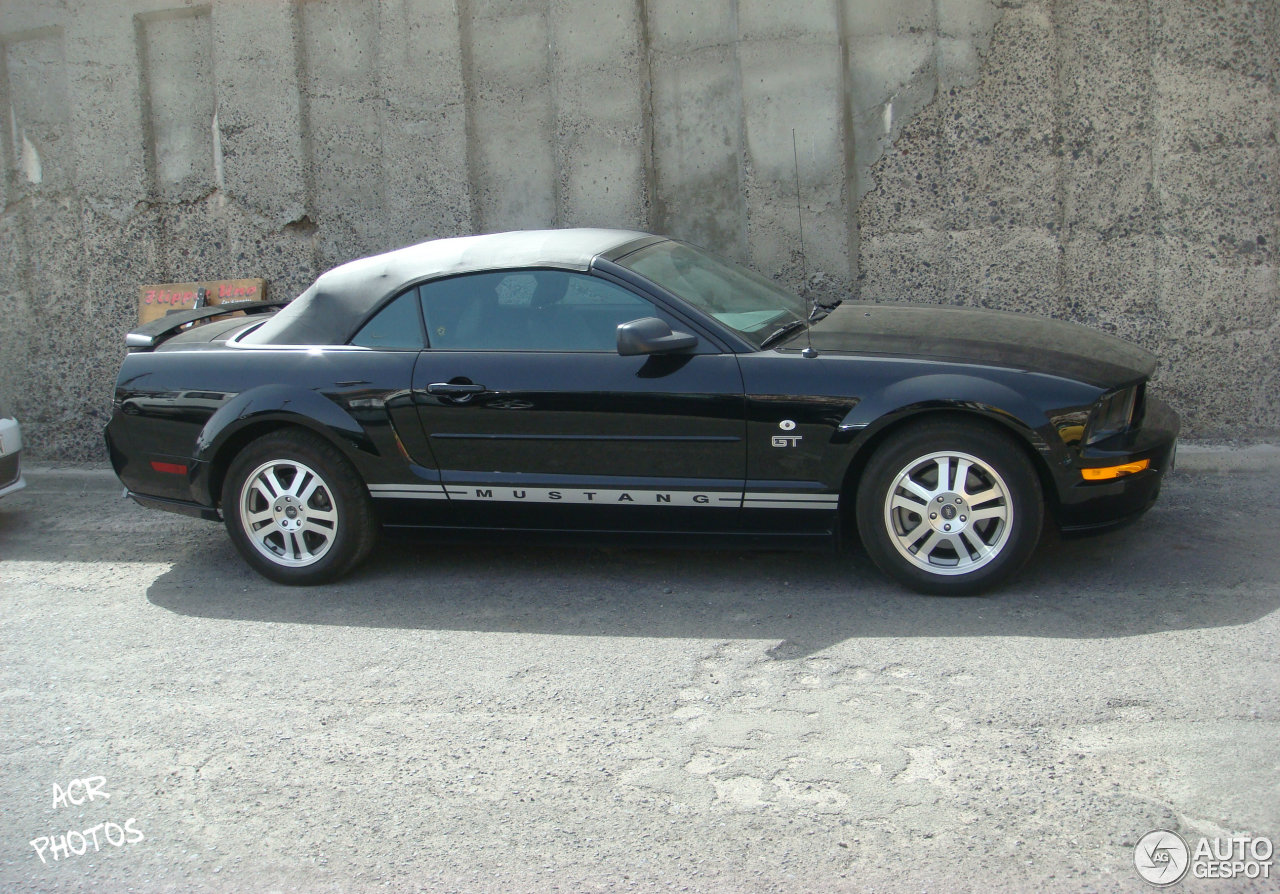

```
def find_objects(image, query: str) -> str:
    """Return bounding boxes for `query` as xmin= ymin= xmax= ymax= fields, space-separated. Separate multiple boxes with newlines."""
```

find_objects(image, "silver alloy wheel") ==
xmin=882 ymin=449 xmax=1013 ymax=576
xmin=238 ymin=458 xmax=339 ymax=568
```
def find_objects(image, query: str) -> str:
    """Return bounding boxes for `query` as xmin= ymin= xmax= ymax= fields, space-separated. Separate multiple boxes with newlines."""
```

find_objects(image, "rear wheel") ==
xmin=222 ymin=430 xmax=376 ymax=584
xmin=855 ymin=420 xmax=1043 ymax=595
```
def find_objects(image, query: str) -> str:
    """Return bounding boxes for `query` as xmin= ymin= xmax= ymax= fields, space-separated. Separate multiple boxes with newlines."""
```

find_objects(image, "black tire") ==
xmin=855 ymin=419 xmax=1043 ymax=596
xmin=222 ymin=429 xmax=377 ymax=585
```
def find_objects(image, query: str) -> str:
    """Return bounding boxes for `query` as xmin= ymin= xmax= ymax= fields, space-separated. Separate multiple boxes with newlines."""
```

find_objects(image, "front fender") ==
xmin=191 ymin=385 xmax=374 ymax=505
xmin=839 ymin=372 xmax=1078 ymax=466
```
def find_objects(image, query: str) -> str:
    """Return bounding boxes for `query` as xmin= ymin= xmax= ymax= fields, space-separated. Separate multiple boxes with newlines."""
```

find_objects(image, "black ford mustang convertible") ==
xmin=106 ymin=229 xmax=1178 ymax=594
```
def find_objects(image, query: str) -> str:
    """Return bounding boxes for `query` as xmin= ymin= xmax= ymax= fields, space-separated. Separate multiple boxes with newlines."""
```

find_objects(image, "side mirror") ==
xmin=616 ymin=317 xmax=698 ymax=356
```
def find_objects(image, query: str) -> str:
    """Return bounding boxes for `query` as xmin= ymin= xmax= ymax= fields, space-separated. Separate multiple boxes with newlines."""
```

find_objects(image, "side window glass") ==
xmin=350 ymin=288 xmax=425 ymax=349
xmin=559 ymin=276 xmax=648 ymax=307
xmin=420 ymin=270 xmax=666 ymax=352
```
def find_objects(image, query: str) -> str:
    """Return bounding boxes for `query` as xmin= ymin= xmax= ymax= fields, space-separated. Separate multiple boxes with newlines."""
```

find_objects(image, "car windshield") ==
xmin=616 ymin=241 xmax=807 ymax=348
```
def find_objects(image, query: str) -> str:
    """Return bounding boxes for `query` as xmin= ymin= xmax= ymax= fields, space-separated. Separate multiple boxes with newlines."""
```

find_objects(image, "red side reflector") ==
xmin=150 ymin=461 xmax=188 ymax=475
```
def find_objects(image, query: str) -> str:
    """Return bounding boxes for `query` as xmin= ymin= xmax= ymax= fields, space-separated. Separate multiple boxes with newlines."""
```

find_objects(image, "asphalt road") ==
xmin=1 ymin=453 xmax=1277 ymax=893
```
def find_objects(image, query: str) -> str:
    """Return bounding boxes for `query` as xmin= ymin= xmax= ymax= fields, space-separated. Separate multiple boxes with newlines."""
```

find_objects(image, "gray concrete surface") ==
xmin=0 ymin=456 xmax=1277 ymax=892
xmin=0 ymin=0 xmax=1277 ymax=460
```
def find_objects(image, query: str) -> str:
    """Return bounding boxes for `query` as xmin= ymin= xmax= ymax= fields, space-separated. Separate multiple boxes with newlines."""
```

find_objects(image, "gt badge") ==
xmin=774 ymin=419 xmax=801 ymax=446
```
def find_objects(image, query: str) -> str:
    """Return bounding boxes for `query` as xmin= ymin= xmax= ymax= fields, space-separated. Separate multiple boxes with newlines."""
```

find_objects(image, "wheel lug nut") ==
xmin=955 ymin=498 xmax=962 ymax=504
xmin=944 ymin=524 xmax=951 ymax=531
xmin=960 ymin=515 xmax=966 ymax=522
xmin=930 ymin=513 xmax=937 ymax=520
xmin=937 ymin=496 xmax=943 ymax=502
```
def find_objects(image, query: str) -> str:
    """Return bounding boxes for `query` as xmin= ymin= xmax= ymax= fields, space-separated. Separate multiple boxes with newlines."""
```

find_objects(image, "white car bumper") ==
xmin=0 ymin=417 xmax=26 ymax=498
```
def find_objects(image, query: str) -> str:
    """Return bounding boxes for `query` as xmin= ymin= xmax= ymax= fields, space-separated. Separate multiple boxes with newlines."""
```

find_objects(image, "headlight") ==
xmin=1085 ymin=384 xmax=1140 ymax=445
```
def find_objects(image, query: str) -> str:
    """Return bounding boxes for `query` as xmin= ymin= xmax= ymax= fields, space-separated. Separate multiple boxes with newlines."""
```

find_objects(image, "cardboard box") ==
xmin=137 ymin=278 xmax=267 ymax=325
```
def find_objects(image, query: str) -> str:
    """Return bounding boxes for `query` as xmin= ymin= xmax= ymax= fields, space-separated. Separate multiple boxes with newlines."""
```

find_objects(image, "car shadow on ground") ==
xmin=3 ymin=469 xmax=1274 ymax=655
xmin=136 ymin=473 xmax=1278 ymax=656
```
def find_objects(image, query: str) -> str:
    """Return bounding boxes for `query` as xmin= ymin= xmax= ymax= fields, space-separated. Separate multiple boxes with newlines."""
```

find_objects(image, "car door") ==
xmin=408 ymin=269 xmax=747 ymax=532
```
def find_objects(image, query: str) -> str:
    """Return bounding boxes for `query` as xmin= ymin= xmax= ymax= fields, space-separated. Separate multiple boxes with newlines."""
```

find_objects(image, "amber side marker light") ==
xmin=1081 ymin=459 xmax=1150 ymax=481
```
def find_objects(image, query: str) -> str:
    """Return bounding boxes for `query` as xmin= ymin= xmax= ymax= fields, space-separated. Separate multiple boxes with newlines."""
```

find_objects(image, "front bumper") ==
xmin=1054 ymin=396 xmax=1179 ymax=533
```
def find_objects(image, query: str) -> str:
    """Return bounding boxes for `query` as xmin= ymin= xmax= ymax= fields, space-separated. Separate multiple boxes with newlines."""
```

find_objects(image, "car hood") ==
xmin=804 ymin=302 xmax=1156 ymax=387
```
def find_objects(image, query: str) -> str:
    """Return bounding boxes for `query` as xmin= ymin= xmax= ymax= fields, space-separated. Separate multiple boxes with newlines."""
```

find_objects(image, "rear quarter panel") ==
xmin=107 ymin=346 xmax=428 ymax=508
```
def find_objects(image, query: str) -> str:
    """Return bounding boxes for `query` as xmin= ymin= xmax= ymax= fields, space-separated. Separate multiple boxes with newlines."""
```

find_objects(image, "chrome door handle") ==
xmin=427 ymin=382 xmax=486 ymax=395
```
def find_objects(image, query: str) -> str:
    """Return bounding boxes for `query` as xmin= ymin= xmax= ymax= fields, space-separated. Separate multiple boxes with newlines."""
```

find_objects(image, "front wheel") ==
xmin=855 ymin=420 xmax=1043 ymax=596
xmin=222 ymin=430 xmax=376 ymax=585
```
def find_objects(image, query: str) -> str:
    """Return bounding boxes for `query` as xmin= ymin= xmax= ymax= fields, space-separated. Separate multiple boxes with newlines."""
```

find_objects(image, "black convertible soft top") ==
xmin=241 ymin=228 xmax=650 ymax=346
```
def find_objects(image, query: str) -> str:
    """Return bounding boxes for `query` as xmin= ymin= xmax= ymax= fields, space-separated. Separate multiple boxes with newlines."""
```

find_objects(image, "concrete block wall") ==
xmin=0 ymin=0 xmax=1276 ymax=459
xmin=860 ymin=0 xmax=1279 ymax=437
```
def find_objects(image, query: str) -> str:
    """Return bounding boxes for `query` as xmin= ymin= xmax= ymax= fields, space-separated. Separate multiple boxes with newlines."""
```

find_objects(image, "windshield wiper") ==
xmin=759 ymin=319 xmax=808 ymax=349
